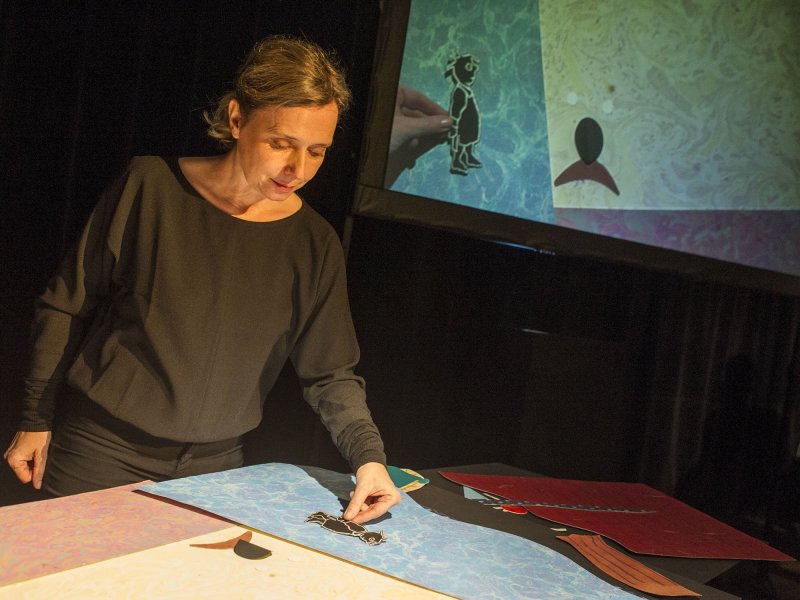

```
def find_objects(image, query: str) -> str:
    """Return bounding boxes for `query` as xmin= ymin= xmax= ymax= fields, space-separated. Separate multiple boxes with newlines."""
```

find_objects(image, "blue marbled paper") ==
xmin=140 ymin=463 xmax=638 ymax=600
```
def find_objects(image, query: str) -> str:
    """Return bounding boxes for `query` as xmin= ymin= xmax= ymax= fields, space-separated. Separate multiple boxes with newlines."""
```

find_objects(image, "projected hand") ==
xmin=343 ymin=461 xmax=401 ymax=524
xmin=4 ymin=430 xmax=52 ymax=489
xmin=386 ymin=86 xmax=452 ymax=185
xmin=390 ymin=86 xmax=452 ymax=154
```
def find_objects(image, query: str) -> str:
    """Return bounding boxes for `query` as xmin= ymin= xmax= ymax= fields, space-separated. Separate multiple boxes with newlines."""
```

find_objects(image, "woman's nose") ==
xmin=284 ymin=149 xmax=305 ymax=178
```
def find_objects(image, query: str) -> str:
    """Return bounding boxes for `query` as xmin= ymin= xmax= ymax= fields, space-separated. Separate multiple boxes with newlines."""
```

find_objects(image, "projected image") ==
xmin=384 ymin=0 xmax=800 ymax=278
xmin=554 ymin=117 xmax=619 ymax=196
xmin=542 ymin=0 xmax=800 ymax=276
xmin=386 ymin=0 xmax=554 ymax=225
xmin=445 ymin=54 xmax=482 ymax=176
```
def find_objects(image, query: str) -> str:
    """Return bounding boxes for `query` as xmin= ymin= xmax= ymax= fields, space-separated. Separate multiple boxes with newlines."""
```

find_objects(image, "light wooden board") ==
xmin=0 ymin=526 xmax=450 ymax=599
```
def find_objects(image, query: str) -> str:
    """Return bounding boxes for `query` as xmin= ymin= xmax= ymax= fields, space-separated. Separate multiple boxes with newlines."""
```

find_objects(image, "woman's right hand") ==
xmin=4 ymin=430 xmax=52 ymax=489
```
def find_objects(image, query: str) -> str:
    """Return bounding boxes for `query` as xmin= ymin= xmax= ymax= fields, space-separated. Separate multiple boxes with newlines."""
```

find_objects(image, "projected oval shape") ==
xmin=575 ymin=117 xmax=603 ymax=165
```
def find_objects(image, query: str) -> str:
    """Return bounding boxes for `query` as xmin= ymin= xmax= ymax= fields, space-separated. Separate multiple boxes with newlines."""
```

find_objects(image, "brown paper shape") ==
xmin=558 ymin=534 xmax=701 ymax=597
xmin=190 ymin=530 xmax=252 ymax=549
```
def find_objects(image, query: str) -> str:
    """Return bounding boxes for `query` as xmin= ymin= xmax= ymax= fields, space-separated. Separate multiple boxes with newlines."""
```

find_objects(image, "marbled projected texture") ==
xmin=542 ymin=0 xmax=800 ymax=275
xmin=542 ymin=0 xmax=799 ymax=212
xmin=389 ymin=0 xmax=554 ymax=224
xmin=141 ymin=463 xmax=641 ymax=600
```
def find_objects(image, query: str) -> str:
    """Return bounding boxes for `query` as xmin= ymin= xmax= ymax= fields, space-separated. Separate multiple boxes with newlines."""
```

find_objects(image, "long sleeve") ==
xmin=18 ymin=172 xmax=125 ymax=430
xmin=290 ymin=237 xmax=386 ymax=472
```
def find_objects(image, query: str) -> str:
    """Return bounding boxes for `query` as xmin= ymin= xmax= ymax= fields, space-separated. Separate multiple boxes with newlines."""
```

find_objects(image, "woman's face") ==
xmin=228 ymin=99 xmax=338 ymax=202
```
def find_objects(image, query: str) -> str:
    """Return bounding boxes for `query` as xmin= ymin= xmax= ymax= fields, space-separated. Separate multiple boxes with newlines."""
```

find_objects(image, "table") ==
xmin=1 ymin=525 xmax=449 ymax=599
xmin=1 ymin=462 xmax=744 ymax=599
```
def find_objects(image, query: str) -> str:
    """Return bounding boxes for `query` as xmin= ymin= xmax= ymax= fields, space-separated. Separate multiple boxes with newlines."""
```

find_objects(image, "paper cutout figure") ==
xmin=463 ymin=487 xmax=527 ymax=515
xmin=305 ymin=512 xmax=387 ymax=546
xmin=554 ymin=117 xmax=620 ymax=194
xmin=474 ymin=498 xmax=652 ymax=513
xmin=558 ymin=534 xmax=701 ymax=597
xmin=189 ymin=528 xmax=271 ymax=559
xmin=439 ymin=471 xmax=794 ymax=560
xmin=446 ymin=54 xmax=482 ymax=175
xmin=190 ymin=530 xmax=252 ymax=549
xmin=233 ymin=539 xmax=272 ymax=560
xmin=387 ymin=465 xmax=430 ymax=491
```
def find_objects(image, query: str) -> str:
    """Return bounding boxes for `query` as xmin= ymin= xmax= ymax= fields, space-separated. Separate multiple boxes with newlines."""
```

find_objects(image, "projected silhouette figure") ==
xmin=554 ymin=117 xmax=619 ymax=195
xmin=445 ymin=54 xmax=481 ymax=176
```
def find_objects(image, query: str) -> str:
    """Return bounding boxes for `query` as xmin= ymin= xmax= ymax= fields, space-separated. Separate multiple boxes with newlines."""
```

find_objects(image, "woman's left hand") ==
xmin=343 ymin=462 xmax=402 ymax=524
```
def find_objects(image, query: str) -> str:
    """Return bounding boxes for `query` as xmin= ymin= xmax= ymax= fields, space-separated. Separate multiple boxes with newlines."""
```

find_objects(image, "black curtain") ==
xmin=634 ymin=274 xmax=800 ymax=541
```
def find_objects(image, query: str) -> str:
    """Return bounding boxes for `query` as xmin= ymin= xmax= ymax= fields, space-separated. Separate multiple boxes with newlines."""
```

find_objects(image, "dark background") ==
xmin=1 ymin=0 xmax=798 ymax=584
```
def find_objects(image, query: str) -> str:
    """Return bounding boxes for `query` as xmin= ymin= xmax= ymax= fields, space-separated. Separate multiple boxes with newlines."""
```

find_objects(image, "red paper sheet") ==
xmin=439 ymin=471 xmax=793 ymax=561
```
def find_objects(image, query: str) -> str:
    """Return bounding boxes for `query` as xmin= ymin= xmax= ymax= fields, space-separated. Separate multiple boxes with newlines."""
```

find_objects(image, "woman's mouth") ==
xmin=271 ymin=180 xmax=294 ymax=192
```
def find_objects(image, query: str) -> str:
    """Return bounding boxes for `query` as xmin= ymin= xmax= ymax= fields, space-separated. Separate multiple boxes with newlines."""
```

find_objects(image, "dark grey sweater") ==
xmin=20 ymin=156 xmax=386 ymax=471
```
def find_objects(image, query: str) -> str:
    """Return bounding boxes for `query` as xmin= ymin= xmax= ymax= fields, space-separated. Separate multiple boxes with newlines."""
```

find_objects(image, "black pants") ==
xmin=44 ymin=392 xmax=244 ymax=497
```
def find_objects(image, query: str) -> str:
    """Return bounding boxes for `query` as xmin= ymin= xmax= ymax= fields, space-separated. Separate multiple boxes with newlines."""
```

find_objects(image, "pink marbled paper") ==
xmin=0 ymin=482 xmax=229 ymax=586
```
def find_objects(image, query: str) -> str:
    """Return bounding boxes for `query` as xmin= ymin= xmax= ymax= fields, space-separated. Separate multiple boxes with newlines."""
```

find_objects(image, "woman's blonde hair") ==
xmin=204 ymin=35 xmax=352 ymax=149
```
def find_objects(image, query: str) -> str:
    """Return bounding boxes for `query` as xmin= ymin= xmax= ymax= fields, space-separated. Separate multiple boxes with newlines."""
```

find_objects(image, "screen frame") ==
xmin=352 ymin=0 xmax=800 ymax=297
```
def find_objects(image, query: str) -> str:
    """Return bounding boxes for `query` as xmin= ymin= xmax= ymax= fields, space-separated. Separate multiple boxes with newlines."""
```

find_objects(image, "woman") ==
xmin=4 ymin=35 xmax=401 ymax=524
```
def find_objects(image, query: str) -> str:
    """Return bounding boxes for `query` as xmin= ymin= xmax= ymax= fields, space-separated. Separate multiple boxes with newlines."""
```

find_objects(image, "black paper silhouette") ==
xmin=305 ymin=511 xmax=387 ymax=546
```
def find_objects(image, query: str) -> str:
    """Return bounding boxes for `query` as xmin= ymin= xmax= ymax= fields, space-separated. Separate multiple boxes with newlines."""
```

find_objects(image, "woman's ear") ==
xmin=228 ymin=98 xmax=243 ymax=140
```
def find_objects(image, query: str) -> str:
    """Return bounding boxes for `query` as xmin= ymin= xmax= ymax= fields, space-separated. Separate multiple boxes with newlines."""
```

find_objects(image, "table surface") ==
xmin=1 ymin=462 xmax=745 ymax=599
xmin=0 ymin=525 xmax=450 ymax=599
